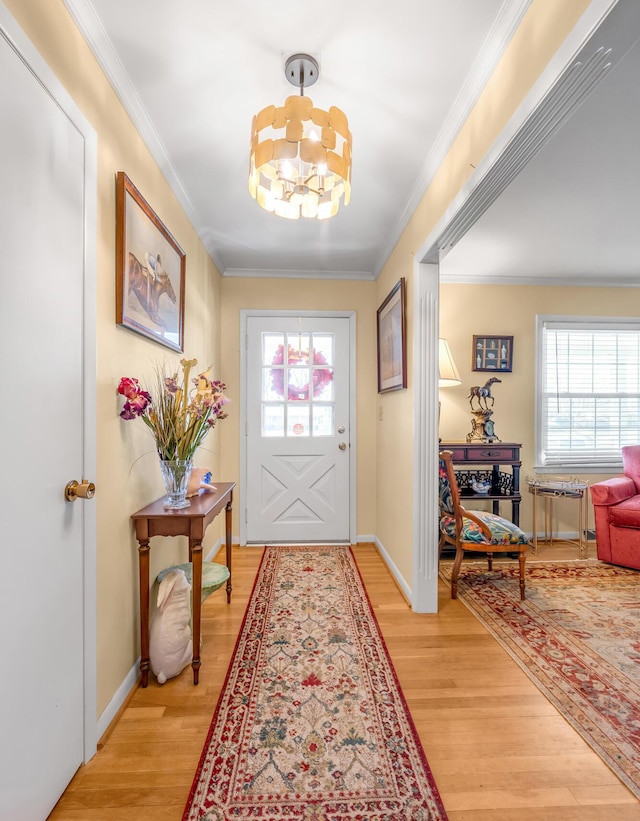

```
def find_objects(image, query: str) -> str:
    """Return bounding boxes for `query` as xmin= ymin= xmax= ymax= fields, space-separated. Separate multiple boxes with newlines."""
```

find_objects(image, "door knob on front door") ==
xmin=64 ymin=479 xmax=96 ymax=502
xmin=338 ymin=442 xmax=347 ymax=451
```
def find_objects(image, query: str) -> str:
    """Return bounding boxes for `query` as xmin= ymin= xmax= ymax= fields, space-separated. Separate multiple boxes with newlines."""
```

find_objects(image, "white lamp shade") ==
xmin=439 ymin=339 xmax=461 ymax=387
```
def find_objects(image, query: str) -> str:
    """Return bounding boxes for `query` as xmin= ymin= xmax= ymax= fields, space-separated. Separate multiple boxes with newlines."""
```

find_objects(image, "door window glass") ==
xmin=287 ymin=404 xmax=310 ymax=437
xmin=260 ymin=330 xmax=336 ymax=436
xmin=262 ymin=404 xmax=284 ymax=437
xmin=312 ymin=404 xmax=334 ymax=437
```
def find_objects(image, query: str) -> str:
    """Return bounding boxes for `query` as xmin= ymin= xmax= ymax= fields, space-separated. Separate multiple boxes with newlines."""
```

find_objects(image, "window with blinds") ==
xmin=537 ymin=316 xmax=640 ymax=469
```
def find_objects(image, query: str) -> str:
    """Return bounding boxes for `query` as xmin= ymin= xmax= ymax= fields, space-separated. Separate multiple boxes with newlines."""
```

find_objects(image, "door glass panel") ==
xmin=263 ymin=332 xmax=284 ymax=366
xmin=287 ymin=333 xmax=310 ymax=363
xmin=287 ymin=404 xmax=310 ymax=437
xmin=262 ymin=367 xmax=283 ymax=401
xmin=312 ymin=334 xmax=334 ymax=406
xmin=262 ymin=404 xmax=284 ymax=437
xmin=313 ymin=405 xmax=334 ymax=436
xmin=288 ymin=368 xmax=311 ymax=401
xmin=312 ymin=334 xmax=334 ymax=366
xmin=312 ymin=368 xmax=334 ymax=401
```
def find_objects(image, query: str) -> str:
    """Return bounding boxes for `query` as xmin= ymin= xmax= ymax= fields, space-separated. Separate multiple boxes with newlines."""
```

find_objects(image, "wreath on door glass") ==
xmin=270 ymin=344 xmax=333 ymax=400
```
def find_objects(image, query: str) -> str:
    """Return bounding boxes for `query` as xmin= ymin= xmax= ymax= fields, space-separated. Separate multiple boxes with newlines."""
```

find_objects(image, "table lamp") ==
xmin=439 ymin=339 xmax=461 ymax=388
xmin=439 ymin=338 xmax=461 ymax=440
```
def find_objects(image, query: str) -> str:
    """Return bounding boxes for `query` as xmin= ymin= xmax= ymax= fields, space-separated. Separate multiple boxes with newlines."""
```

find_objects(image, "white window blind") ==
xmin=537 ymin=316 xmax=640 ymax=469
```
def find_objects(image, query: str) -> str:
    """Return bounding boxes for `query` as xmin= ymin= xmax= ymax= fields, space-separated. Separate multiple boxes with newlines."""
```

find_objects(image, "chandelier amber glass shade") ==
xmin=249 ymin=94 xmax=352 ymax=220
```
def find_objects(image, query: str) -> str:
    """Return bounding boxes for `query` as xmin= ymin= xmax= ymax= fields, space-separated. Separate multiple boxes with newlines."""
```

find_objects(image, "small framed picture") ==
xmin=472 ymin=335 xmax=513 ymax=372
xmin=116 ymin=171 xmax=185 ymax=352
xmin=377 ymin=277 xmax=407 ymax=393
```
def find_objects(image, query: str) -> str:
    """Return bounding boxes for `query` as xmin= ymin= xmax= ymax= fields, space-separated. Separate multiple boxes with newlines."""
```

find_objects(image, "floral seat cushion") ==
xmin=438 ymin=461 xmax=455 ymax=515
xmin=440 ymin=510 xmax=528 ymax=545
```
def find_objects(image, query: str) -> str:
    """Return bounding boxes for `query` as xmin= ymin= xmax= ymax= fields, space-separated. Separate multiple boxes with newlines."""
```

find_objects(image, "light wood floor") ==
xmin=50 ymin=543 xmax=640 ymax=820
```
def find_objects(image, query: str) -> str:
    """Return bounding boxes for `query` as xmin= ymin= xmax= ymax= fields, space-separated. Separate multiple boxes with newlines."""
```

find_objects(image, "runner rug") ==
xmin=439 ymin=559 xmax=640 ymax=798
xmin=184 ymin=545 xmax=448 ymax=820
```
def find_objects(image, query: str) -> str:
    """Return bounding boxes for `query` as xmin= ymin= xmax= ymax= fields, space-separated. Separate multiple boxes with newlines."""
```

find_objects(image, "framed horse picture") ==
xmin=116 ymin=172 xmax=185 ymax=352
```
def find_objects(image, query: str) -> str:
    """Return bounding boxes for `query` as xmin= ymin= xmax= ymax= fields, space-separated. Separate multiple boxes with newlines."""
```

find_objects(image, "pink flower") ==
xmin=117 ymin=376 xmax=141 ymax=400
xmin=119 ymin=402 xmax=138 ymax=420
xmin=128 ymin=390 xmax=151 ymax=414
xmin=117 ymin=377 xmax=151 ymax=419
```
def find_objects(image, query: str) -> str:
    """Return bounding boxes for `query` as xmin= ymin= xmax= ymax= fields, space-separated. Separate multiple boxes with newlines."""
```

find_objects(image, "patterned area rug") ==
xmin=439 ymin=559 xmax=640 ymax=798
xmin=184 ymin=546 xmax=447 ymax=820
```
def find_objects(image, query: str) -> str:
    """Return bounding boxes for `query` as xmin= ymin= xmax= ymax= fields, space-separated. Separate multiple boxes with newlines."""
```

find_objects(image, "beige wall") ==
xmin=5 ymin=0 xmax=224 ymax=715
xmin=220 ymin=277 xmax=378 ymax=537
xmin=374 ymin=0 xmax=592 ymax=584
xmin=440 ymin=284 xmax=640 ymax=535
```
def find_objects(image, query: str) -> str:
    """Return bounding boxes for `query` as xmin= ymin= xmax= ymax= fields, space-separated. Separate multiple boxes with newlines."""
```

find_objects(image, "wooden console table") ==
xmin=131 ymin=481 xmax=235 ymax=687
xmin=439 ymin=442 xmax=522 ymax=525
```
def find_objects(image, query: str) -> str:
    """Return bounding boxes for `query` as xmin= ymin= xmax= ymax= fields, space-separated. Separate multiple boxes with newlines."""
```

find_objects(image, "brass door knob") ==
xmin=65 ymin=479 xmax=96 ymax=502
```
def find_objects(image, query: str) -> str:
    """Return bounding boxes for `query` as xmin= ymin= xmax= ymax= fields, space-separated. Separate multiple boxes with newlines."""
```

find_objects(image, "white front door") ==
xmin=244 ymin=314 xmax=353 ymax=543
xmin=0 ymin=9 xmax=96 ymax=819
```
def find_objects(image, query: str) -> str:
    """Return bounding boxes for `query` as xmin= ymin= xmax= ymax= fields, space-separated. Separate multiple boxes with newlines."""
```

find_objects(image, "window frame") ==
xmin=536 ymin=314 xmax=640 ymax=472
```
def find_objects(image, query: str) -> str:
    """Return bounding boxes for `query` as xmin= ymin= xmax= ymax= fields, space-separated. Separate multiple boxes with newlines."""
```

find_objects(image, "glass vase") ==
xmin=158 ymin=458 xmax=193 ymax=509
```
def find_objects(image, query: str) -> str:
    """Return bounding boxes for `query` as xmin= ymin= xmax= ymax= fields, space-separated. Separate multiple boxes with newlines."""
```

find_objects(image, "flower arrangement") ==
xmin=117 ymin=357 xmax=229 ymax=462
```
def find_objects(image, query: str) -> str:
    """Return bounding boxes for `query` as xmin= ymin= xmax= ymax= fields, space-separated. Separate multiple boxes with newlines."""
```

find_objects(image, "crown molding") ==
xmin=223 ymin=267 xmax=375 ymax=281
xmin=440 ymin=272 xmax=640 ymax=287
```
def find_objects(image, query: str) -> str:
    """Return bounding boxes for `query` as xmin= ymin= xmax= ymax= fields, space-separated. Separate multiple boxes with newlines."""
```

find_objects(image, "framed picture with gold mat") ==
xmin=377 ymin=277 xmax=407 ymax=393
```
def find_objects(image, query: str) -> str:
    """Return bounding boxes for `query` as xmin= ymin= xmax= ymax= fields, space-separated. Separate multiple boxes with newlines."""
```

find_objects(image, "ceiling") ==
xmin=65 ymin=0 xmax=639 ymax=284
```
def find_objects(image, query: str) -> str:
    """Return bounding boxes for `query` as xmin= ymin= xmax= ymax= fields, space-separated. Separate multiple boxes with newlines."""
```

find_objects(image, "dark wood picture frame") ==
xmin=472 ymin=334 xmax=513 ymax=372
xmin=116 ymin=171 xmax=185 ymax=352
xmin=377 ymin=277 xmax=407 ymax=393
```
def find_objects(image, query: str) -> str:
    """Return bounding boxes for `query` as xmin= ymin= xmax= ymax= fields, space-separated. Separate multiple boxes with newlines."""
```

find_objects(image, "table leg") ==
xmin=532 ymin=490 xmax=538 ymax=555
xmin=191 ymin=539 xmax=202 ymax=685
xmin=225 ymin=498 xmax=233 ymax=603
xmin=579 ymin=492 xmax=587 ymax=559
xmin=512 ymin=499 xmax=520 ymax=528
xmin=545 ymin=498 xmax=554 ymax=545
xmin=138 ymin=538 xmax=151 ymax=688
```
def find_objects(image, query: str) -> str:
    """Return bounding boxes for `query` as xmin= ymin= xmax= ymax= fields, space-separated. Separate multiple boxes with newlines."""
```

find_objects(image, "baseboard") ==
xmin=206 ymin=539 xmax=223 ymax=561
xmin=536 ymin=530 xmax=591 ymax=541
xmin=97 ymin=659 xmax=140 ymax=745
xmin=368 ymin=536 xmax=412 ymax=605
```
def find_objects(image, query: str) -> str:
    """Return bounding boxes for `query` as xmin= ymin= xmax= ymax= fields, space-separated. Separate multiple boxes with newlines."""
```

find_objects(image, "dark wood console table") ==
xmin=131 ymin=481 xmax=235 ymax=687
xmin=439 ymin=442 xmax=522 ymax=525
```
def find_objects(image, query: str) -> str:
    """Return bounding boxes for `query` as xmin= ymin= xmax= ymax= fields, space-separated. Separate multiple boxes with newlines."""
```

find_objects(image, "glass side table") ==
xmin=527 ymin=476 xmax=589 ymax=559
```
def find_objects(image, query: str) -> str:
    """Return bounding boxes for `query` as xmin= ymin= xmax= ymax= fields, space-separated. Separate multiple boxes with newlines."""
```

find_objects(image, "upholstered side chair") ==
xmin=438 ymin=450 xmax=531 ymax=599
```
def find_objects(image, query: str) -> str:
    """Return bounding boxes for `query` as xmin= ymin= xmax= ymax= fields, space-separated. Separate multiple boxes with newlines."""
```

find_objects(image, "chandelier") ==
xmin=248 ymin=54 xmax=352 ymax=220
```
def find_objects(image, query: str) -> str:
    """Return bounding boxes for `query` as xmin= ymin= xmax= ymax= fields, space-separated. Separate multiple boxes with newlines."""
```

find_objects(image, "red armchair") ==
xmin=590 ymin=445 xmax=640 ymax=570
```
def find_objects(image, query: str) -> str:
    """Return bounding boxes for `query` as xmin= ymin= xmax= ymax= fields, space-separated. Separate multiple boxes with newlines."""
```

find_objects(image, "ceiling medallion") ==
xmin=248 ymin=54 xmax=352 ymax=220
